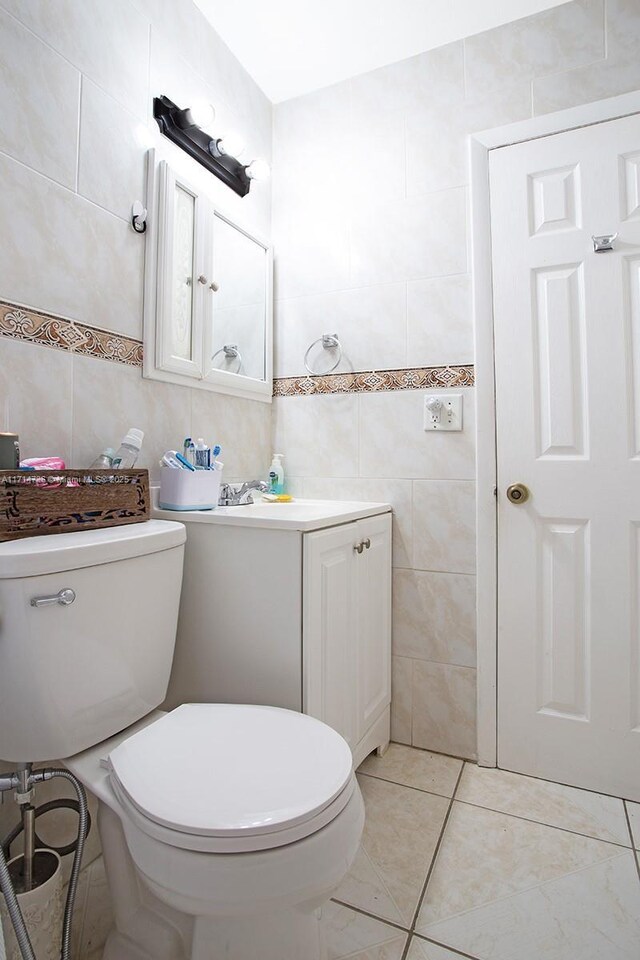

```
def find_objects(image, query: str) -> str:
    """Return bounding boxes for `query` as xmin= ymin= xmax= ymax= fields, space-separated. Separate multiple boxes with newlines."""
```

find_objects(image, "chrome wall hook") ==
xmin=592 ymin=232 xmax=618 ymax=252
xmin=131 ymin=200 xmax=147 ymax=234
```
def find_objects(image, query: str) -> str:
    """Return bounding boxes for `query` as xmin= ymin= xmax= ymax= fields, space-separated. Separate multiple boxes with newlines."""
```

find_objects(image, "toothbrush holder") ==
xmin=158 ymin=466 xmax=222 ymax=511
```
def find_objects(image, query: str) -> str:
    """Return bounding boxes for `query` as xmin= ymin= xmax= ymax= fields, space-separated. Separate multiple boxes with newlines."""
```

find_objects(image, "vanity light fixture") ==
xmin=153 ymin=95 xmax=269 ymax=197
xmin=213 ymin=131 xmax=246 ymax=159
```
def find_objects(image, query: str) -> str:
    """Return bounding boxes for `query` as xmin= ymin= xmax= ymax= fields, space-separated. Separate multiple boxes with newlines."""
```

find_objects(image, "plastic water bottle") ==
xmin=112 ymin=429 xmax=144 ymax=469
xmin=89 ymin=447 xmax=115 ymax=468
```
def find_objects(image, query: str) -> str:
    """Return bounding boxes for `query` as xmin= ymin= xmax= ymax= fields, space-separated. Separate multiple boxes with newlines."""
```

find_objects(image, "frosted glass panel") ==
xmin=211 ymin=215 xmax=266 ymax=381
xmin=171 ymin=184 xmax=195 ymax=361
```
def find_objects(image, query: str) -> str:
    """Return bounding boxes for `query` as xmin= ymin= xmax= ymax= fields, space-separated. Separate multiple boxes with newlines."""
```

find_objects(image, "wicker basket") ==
xmin=0 ymin=469 xmax=150 ymax=541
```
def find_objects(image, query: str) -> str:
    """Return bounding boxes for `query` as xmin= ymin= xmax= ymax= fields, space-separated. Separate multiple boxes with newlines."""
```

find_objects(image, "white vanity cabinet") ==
xmin=154 ymin=499 xmax=392 ymax=766
xmin=304 ymin=514 xmax=391 ymax=759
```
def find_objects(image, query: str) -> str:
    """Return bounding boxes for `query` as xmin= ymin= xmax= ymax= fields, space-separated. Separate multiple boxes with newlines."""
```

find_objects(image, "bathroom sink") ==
xmin=152 ymin=493 xmax=391 ymax=531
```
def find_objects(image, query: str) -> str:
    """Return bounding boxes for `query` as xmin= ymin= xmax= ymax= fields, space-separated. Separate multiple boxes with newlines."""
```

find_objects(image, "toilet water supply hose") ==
xmin=0 ymin=768 xmax=89 ymax=960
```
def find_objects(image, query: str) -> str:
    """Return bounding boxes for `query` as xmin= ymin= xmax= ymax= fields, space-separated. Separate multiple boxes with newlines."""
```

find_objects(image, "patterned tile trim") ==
xmin=0 ymin=300 xmax=143 ymax=367
xmin=273 ymin=365 xmax=475 ymax=397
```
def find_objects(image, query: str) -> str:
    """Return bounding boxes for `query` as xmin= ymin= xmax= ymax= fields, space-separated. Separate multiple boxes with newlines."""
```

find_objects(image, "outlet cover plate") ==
xmin=424 ymin=394 xmax=463 ymax=431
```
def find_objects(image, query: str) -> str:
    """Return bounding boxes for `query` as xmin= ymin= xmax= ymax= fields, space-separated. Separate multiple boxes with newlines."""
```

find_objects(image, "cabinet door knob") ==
xmin=197 ymin=274 xmax=208 ymax=285
xmin=363 ymin=538 xmax=371 ymax=550
xmin=209 ymin=280 xmax=220 ymax=292
xmin=354 ymin=542 xmax=364 ymax=554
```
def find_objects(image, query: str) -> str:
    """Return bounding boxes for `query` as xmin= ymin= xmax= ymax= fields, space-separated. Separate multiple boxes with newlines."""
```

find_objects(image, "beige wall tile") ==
xmin=272 ymin=395 xmax=359 ymax=477
xmin=391 ymin=656 xmax=413 ymax=745
xmin=464 ymin=0 xmax=605 ymax=96
xmin=132 ymin=0 xmax=205 ymax=73
xmin=191 ymin=389 xmax=271 ymax=481
xmin=393 ymin=569 xmax=476 ymax=667
xmin=413 ymin=480 xmax=476 ymax=574
xmin=78 ymin=79 xmax=147 ymax=222
xmin=301 ymin=477 xmax=413 ymax=568
xmin=533 ymin=0 xmax=640 ymax=113
xmin=0 ymin=339 xmax=73 ymax=464
xmin=350 ymin=42 xmax=464 ymax=122
xmin=0 ymin=8 xmax=79 ymax=189
xmin=405 ymin=83 xmax=532 ymax=195
xmin=274 ymin=192 xmax=351 ymax=301
xmin=349 ymin=188 xmax=467 ymax=287
xmin=407 ymin=275 xmax=473 ymax=367
xmin=275 ymin=283 xmax=407 ymax=379
xmin=412 ymin=660 xmax=477 ymax=759
xmin=3 ymin=0 xmax=150 ymax=119
xmin=71 ymin=355 xmax=191 ymax=478
xmin=0 ymin=154 xmax=144 ymax=339
xmin=359 ymin=390 xmax=475 ymax=481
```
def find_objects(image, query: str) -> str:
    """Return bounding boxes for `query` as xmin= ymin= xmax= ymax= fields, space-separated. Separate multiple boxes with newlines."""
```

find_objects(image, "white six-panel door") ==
xmin=490 ymin=112 xmax=640 ymax=800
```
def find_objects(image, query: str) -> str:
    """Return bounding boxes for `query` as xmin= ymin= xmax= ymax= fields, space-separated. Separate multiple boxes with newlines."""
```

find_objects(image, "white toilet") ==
xmin=0 ymin=520 xmax=364 ymax=960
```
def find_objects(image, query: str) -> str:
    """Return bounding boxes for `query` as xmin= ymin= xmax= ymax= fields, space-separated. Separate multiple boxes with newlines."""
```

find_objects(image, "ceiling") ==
xmin=194 ymin=0 xmax=571 ymax=103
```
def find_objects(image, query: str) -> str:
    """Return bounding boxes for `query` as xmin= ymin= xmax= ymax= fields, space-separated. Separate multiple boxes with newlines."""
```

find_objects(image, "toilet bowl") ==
xmin=0 ymin=521 xmax=364 ymax=960
xmin=68 ymin=703 xmax=364 ymax=960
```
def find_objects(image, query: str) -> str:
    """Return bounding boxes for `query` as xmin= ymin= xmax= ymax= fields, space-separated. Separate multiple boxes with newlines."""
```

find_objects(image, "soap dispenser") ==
xmin=268 ymin=454 xmax=285 ymax=494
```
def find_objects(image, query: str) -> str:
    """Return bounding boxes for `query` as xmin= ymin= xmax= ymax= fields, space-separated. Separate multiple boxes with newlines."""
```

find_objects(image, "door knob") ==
xmin=506 ymin=483 xmax=530 ymax=504
xmin=197 ymin=274 xmax=208 ymax=284
xmin=354 ymin=542 xmax=364 ymax=554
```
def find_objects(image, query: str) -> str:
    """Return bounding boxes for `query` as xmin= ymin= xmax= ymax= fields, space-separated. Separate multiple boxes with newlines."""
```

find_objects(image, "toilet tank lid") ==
xmin=0 ymin=520 xmax=186 ymax=578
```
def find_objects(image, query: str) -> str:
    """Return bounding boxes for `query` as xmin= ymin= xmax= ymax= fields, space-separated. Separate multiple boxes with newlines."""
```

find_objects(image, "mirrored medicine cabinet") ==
xmin=143 ymin=151 xmax=273 ymax=402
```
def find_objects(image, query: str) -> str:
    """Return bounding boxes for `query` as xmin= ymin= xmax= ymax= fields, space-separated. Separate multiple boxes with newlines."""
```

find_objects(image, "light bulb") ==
xmin=217 ymin=132 xmax=246 ymax=158
xmin=188 ymin=99 xmax=215 ymax=128
xmin=245 ymin=157 xmax=270 ymax=182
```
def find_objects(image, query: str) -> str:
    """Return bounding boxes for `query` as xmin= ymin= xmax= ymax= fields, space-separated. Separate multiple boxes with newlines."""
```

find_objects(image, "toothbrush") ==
xmin=175 ymin=452 xmax=196 ymax=471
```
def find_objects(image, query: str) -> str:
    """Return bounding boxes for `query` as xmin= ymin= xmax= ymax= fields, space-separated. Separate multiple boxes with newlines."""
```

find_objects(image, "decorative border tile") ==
xmin=0 ymin=300 xmax=475 ymax=394
xmin=0 ymin=300 xmax=143 ymax=367
xmin=273 ymin=365 xmax=475 ymax=397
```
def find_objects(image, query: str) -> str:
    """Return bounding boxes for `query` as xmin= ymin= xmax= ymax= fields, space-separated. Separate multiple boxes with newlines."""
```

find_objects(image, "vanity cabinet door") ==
xmin=354 ymin=513 xmax=392 ymax=744
xmin=303 ymin=514 xmax=391 ymax=754
xmin=303 ymin=523 xmax=359 ymax=746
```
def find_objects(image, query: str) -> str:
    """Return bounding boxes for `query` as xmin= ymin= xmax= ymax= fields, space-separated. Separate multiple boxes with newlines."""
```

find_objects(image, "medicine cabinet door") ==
xmin=155 ymin=162 xmax=209 ymax=379
xmin=203 ymin=212 xmax=272 ymax=400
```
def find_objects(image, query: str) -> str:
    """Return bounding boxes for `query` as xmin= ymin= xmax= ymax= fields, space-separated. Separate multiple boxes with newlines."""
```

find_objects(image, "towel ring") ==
xmin=211 ymin=343 xmax=242 ymax=374
xmin=304 ymin=334 xmax=342 ymax=375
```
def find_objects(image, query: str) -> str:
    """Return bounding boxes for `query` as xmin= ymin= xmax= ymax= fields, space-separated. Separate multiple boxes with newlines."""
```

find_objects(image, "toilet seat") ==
xmin=108 ymin=703 xmax=355 ymax=853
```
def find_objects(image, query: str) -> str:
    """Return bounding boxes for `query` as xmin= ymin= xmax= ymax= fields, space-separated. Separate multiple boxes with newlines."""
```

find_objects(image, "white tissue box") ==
xmin=158 ymin=466 xmax=222 ymax=511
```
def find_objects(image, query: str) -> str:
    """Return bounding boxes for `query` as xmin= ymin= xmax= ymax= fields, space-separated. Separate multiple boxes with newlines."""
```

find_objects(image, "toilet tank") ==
xmin=0 ymin=520 xmax=186 ymax=762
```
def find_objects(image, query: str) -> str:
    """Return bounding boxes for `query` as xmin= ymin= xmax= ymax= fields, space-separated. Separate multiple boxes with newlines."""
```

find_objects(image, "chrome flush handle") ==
xmin=30 ymin=588 xmax=76 ymax=608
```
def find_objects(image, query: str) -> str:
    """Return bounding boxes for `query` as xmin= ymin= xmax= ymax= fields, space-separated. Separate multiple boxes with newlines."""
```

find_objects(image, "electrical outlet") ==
xmin=424 ymin=394 xmax=463 ymax=431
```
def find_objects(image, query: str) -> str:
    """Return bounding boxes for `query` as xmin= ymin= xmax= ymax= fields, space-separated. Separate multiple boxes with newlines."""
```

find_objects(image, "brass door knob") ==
xmin=506 ymin=483 xmax=530 ymax=504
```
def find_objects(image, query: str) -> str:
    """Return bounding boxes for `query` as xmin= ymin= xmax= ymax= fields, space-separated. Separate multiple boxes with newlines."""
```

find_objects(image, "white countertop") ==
xmin=152 ymin=495 xmax=392 ymax=532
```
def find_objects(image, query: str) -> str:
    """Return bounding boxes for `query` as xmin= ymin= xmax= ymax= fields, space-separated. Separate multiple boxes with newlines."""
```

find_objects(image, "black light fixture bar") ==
xmin=153 ymin=95 xmax=251 ymax=197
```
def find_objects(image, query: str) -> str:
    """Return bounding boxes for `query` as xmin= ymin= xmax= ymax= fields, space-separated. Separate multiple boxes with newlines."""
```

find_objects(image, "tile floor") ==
xmin=77 ymin=744 xmax=640 ymax=959
xmin=326 ymin=744 xmax=640 ymax=960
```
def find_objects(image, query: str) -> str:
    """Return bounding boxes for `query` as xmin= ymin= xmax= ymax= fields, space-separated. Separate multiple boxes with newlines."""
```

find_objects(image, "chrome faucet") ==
xmin=218 ymin=479 xmax=269 ymax=506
